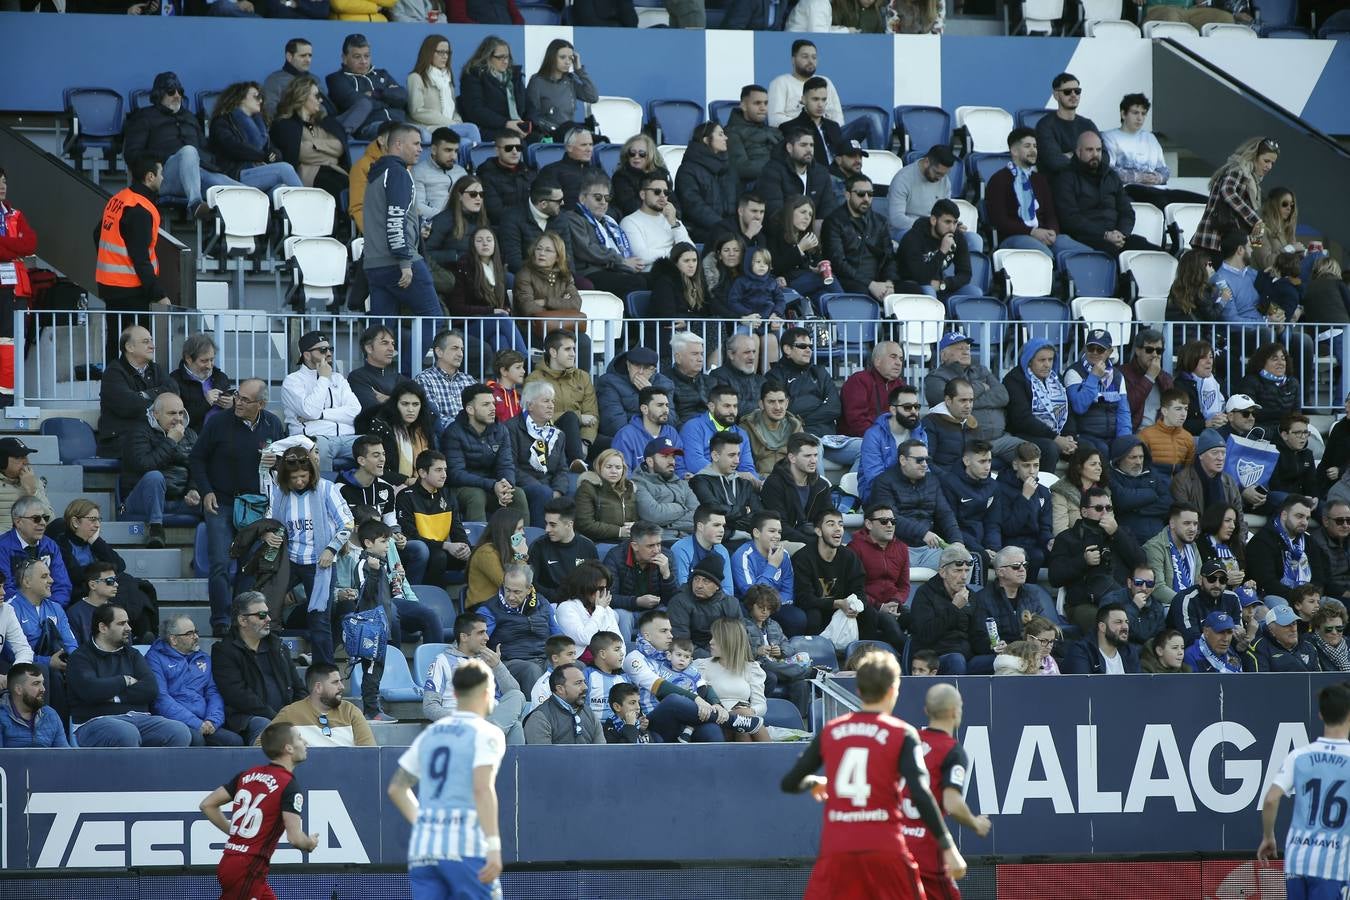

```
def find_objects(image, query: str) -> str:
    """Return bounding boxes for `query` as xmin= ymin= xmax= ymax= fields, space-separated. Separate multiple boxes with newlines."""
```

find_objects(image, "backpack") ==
xmin=342 ymin=604 xmax=389 ymax=664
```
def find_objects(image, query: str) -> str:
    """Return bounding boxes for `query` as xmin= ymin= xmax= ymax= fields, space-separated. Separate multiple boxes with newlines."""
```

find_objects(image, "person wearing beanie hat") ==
xmin=667 ymin=552 xmax=742 ymax=655
xmin=1170 ymin=428 xmax=1249 ymax=541
xmin=596 ymin=348 xmax=677 ymax=443
xmin=1108 ymin=434 xmax=1172 ymax=546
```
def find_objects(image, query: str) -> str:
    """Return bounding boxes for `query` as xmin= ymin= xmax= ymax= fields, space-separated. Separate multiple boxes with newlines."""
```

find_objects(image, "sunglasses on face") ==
xmin=948 ymin=561 xmax=974 ymax=569
xmin=628 ymin=149 xmax=648 ymax=158
xmin=309 ymin=345 xmax=332 ymax=354
xmin=1203 ymin=573 xmax=1228 ymax=584
xmin=646 ymin=188 xmax=669 ymax=196
xmin=501 ymin=145 xmax=522 ymax=152
xmin=868 ymin=517 xmax=895 ymax=525
xmin=851 ymin=190 xmax=874 ymax=198
xmin=1059 ymin=87 xmax=1082 ymax=95
xmin=790 ymin=343 xmax=813 ymax=351
xmin=491 ymin=52 xmax=511 ymax=61
xmin=1139 ymin=346 xmax=1163 ymax=355
xmin=1000 ymin=562 xmax=1028 ymax=571
xmin=96 ymin=576 xmax=118 ymax=586
xmin=1088 ymin=504 xmax=1113 ymax=512
xmin=463 ymin=190 xmax=484 ymax=198
xmin=590 ymin=193 xmax=611 ymax=202
xmin=18 ymin=514 xmax=50 ymax=524
xmin=894 ymin=402 xmax=920 ymax=410
xmin=1333 ymin=517 xmax=1350 ymax=526
xmin=1324 ymin=625 xmax=1346 ymax=634
xmin=907 ymin=456 xmax=930 ymax=465
xmin=1131 ymin=578 xmax=1156 ymax=588
xmin=245 ymin=610 xmax=271 ymax=620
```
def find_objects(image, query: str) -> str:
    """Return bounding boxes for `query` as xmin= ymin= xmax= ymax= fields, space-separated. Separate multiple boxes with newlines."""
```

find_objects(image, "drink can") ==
xmin=985 ymin=618 xmax=1000 ymax=647
xmin=1310 ymin=240 xmax=1325 ymax=254
xmin=820 ymin=259 xmax=834 ymax=284
xmin=427 ymin=9 xmax=439 ymax=20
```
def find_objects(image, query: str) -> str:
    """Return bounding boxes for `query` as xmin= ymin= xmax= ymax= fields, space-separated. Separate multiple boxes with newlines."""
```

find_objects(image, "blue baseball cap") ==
xmin=1265 ymin=605 xmax=1298 ymax=627
xmin=1203 ymin=611 xmax=1237 ymax=632
xmin=1237 ymin=586 xmax=1261 ymax=608
xmin=939 ymin=331 xmax=973 ymax=351
xmin=643 ymin=437 xmax=683 ymax=458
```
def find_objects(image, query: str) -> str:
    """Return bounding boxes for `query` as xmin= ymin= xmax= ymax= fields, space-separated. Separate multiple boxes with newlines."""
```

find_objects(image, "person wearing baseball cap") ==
xmin=595 ymin=347 xmax=675 ymax=444
xmin=1182 ymin=609 xmax=1246 ymax=673
xmin=0 ymin=437 xmax=48 ymax=515
xmin=1221 ymin=394 xmax=1262 ymax=440
xmin=1167 ymin=557 xmax=1243 ymax=645
xmin=828 ymin=140 xmax=868 ymax=203
xmin=1062 ymin=328 xmax=1131 ymax=459
xmin=632 ymin=437 xmax=698 ymax=542
xmin=1246 ymin=603 xmax=1322 ymax=672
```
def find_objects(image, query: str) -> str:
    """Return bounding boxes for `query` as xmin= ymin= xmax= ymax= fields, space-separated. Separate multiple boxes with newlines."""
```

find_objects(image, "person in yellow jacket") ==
xmin=347 ymin=123 xmax=391 ymax=235
xmin=329 ymin=0 xmax=395 ymax=22
xmin=1139 ymin=388 xmax=1197 ymax=474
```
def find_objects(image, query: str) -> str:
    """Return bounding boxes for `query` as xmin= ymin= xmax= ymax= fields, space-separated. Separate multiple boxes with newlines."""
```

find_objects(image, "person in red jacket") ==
xmin=985 ymin=127 xmax=1092 ymax=265
xmin=839 ymin=340 xmax=905 ymax=437
xmin=0 ymin=167 xmax=36 ymax=408
xmin=846 ymin=502 xmax=912 ymax=629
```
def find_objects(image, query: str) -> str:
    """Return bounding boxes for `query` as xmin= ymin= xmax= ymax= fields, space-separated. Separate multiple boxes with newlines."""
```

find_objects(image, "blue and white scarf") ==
xmin=1274 ymin=516 xmax=1312 ymax=588
xmin=1260 ymin=368 xmax=1287 ymax=387
xmin=1168 ymin=532 xmax=1195 ymax=593
xmin=1196 ymin=638 xmax=1243 ymax=674
xmin=578 ymin=204 xmax=632 ymax=258
xmin=268 ymin=479 xmax=353 ymax=612
xmin=1182 ymin=371 xmax=1225 ymax=421
xmin=1007 ymin=161 xmax=1039 ymax=228
xmin=1026 ymin=363 xmax=1069 ymax=433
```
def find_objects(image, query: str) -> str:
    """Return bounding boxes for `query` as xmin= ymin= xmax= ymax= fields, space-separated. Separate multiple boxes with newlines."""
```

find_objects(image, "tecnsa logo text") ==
xmin=25 ymin=789 xmax=370 ymax=869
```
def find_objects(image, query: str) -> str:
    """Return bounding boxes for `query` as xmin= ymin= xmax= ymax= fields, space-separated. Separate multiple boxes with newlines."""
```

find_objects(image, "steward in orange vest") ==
xmin=96 ymin=156 xmax=167 ymax=308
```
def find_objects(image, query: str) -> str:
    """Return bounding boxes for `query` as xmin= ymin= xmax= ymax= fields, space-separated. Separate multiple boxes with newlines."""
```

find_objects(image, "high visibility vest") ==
xmin=95 ymin=188 xmax=160 ymax=289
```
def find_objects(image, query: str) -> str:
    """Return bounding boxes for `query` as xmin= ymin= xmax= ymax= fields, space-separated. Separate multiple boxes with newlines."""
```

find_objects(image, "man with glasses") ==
xmin=1246 ymin=494 xmax=1329 ymax=605
xmin=270 ymin=662 xmax=375 ymax=747
xmin=479 ymin=133 xmax=536 ymax=226
xmin=282 ymin=330 xmax=362 ymax=476
xmin=550 ymin=172 xmax=649 ymax=299
xmin=821 ymin=174 xmax=896 ymax=302
xmin=1048 ymin=485 xmax=1145 ymax=636
xmin=1220 ymin=394 xmax=1261 ymax=440
xmin=325 ymin=34 xmax=409 ymax=141
xmin=1168 ymin=558 xmax=1244 ymax=649
xmin=0 ymin=495 xmax=72 ymax=611
xmin=1310 ymin=501 xmax=1350 ymax=602
xmin=860 ymin=385 xmax=926 ymax=504
xmin=975 ymin=546 xmax=1059 ymax=662
xmin=523 ymin=662 xmax=605 ymax=745
xmin=500 ymin=179 xmax=564 ymax=272
xmin=144 ymin=614 xmax=239 ymax=746
xmin=67 ymin=562 xmax=120 ymax=650
xmin=1099 ymin=564 xmax=1167 ymax=647
xmin=870 ymin=439 xmax=961 ymax=572
xmin=726 ymin=84 xmax=780 ymax=188
xmin=844 ymin=504 xmax=912 ymax=639
xmin=539 ymin=128 xmax=599 ymax=214
xmin=1120 ymin=329 xmax=1174 ymax=431
xmin=190 ymin=379 xmax=284 ymax=637
xmin=620 ymin=172 xmax=691 ymax=266
xmin=412 ymin=127 xmax=466 ymax=221
xmin=1268 ymin=413 xmax=1319 ymax=507
xmin=767 ymin=325 xmax=846 ymax=439
xmin=212 ymin=592 xmax=305 ymax=745
xmin=1034 ymin=73 xmax=1098 ymax=176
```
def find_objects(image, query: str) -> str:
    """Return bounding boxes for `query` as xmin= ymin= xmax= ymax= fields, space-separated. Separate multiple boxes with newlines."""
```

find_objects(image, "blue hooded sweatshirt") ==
xmin=611 ymin=414 xmax=688 ymax=478
xmin=145 ymin=637 xmax=226 ymax=731
xmin=724 ymin=252 xmax=789 ymax=318
xmin=859 ymin=411 xmax=928 ymax=503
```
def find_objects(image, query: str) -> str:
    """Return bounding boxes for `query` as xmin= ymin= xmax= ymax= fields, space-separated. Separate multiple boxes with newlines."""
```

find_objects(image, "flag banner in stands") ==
xmin=1 ymin=674 xmax=1339 ymax=869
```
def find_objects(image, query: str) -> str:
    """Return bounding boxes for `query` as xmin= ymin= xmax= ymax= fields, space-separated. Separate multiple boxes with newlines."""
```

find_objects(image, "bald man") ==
xmin=123 ymin=391 xmax=203 ymax=546
xmin=1051 ymin=130 xmax=1156 ymax=257
xmin=901 ymin=683 xmax=993 ymax=900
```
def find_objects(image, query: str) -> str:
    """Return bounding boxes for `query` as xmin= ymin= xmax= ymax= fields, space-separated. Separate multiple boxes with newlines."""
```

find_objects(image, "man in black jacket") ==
xmin=1246 ymin=495 xmax=1329 ymax=604
xmin=755 ymin=126 xmax=837 ymax=220
xmin=324 ymin=34 xmax=408 ymax=141
xmin=760 ymin=433 xmax=833 ymax=546
xmin=346 ymin=324 xmax=402 ymax=412
xmin=782 ymin=77 xmax=844 ymax=171
xmin=538 ymin=129 xmax=598 ymax=212
xmin=766 ymin=327 xmax=843 ymax=437
xmin=821 ymin=174 xmax=896 ymax=301
xmin=67 ymin=604 xmax=192 ymax=747
xmin=1052 ymin=131 xmax=1152 ymax=256
xmin=690 ymin=431 xmax=763 ymax=538
xmin=869 ymin=438 xmax=962 ymax=573
xmin=1047 ymin=485 xmax=1145 ymax=636
xmin=527 ymin=497 xmax=598 ymax=604
xmin=210 ymin=591 xmax=306 ymax=744
xmin=97 ymin=324 xmax=179 ymax=456
xmin=603 ymin=522 xmax=677 ymax=612
xmin=896 ymin=199 xmax=980 ymax=303
xmin=121 ymin=393 xmax=202 ymax=548
xmin=478 ymin=133 xmax=537 ymax=226
xmin=500 ymin=179 xmax=564 ymax=272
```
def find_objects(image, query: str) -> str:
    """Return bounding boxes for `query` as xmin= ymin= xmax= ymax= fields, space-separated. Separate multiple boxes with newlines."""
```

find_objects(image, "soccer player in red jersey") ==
xmin=901 ymin=683 xmax=992 ymax=900
xmin=200 ymin=723 xmax=321 ymax=900
xmin=782 ymin=649 xmax=966 ymax=900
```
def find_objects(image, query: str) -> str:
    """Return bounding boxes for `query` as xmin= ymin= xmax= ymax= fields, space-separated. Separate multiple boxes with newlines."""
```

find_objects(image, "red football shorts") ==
xmin=920 ymin=869 xmax=961 ymax=900
xmin=217 ymin=854 xmax=276 ymax=900
xmin=804 ymin=850 xmax=926 ymax=900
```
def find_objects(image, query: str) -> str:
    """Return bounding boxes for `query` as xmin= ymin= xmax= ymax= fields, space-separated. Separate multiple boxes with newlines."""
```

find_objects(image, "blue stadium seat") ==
xmin=595 ymin=142 xmax=622 ymax=175
xmin=528 ymin=142 xmax=567 ymax=170
xmin=468 ymin=143 xmax=498 ymax=171
xmin=1259 ymin=24 xmax=1310 ymax=37
xmin=708 ymin=100 xmax=737 ymax=128
xmin=948 ymin=296 xmax=1007 ymax=353
xmin=193 ymin=521 xmax=208 ymax=578
xmin=349 ymin=650 xmax=422 ymax=703
xmin=1256 ymin=0 xmax=1296 ymax=26
xmin=947 ymin=159 xmax=966 ymax=201
xmin=596 ymin=542 xmax=618 ymax=560
xmin=447 ymin=122 xmax=482 ymax=146
xmin=626 ymin=290 xmax=654 ymax=317
xmin=843 ymin=104 xmax=891 ymax=150
xmin=819 ymin=294 xmax=881 ymax=365
xmin=414 ymin=642 xmax=450 ymax=686
xmin=523 ymin=526 xmax=545 ymax=545
xmin=1013 ymin=296 xmax=1072 ymax=347
xmin=845 ymin=639 xmax=901 ymax=662
xmin=196 ymin=89 xmax=222 ymax=120
xmin=793 ymin=635 xmax=838 ymax=671
xmin=966 ymin=152 xmax=1012 ymax=199
xmin=40 ymin=417 xmax=121 ymax=472
xmin=413 ymin=584 xmax=460 ymax=624
xmin=765 ymin=698 xmax=804 ymax=730
xmin=1061 ymin=250 xmax=1119 ymax=299
xmin=1015 ymin=108 xmax=1051 ymax=131
xmin=62 ymin=87 xmax=124 ymax=171
xmin=648 ymin=99 xmax=704 ymax=146
xmin=968 ymin=251 xmax=992 ymax=294
xmin=894 ymin=105 xmax=951 ymax=154
xmin=129 ymin=88 xmax=152 ymax=111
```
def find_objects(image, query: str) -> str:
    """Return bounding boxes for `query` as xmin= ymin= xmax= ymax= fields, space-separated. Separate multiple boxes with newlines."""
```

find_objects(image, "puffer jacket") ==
xmin=674 ymin=140 xmax=739 ymax=242
xmin=725 ymin=108 xmax=781 ymax=184
xmin=868 ymin=469 xmax=961 ymax=547
xmin=478 ymin=590 xmax=561 ymax=662
xmin=1233 ymin=372 xmax=1301 ymax=435
xmin=439 ymin=409 xmax=514 ymax=491
xmin=575 ymin=471 xmax=638 ymax=542
xmin=144 ymin=637 xmax=225 ymax=730
xmin=122 ymin=411 xmax=198 ymax=501
xmin=122 ymin=102 xmax=218 ymax=172
xmin=595 ymin=350 xmax=676 ymax=440
xmin=765 ymin=357 xmax=842 ymax=435
xmin=759 ymin=459 xmax=833 ymax=545
xmin=1108 ymin=435 xmax=1173 ymax=546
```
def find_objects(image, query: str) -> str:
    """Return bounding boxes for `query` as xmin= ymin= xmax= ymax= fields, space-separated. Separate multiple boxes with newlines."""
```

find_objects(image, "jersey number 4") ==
xmin=836 ymin=747 xmax=873 ymax=808
xmin=229 ymin=789 xmax=268 ymax=840
xmin=1305 ymin=778 xmax=1349 ymax=830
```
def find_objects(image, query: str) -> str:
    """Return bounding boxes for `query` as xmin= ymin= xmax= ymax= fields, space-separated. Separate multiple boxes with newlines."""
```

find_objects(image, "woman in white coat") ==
xmin=554 ymin=560 xmax=623 ymax=652
xmin=694 ymin=617 xmax=769 ymax=742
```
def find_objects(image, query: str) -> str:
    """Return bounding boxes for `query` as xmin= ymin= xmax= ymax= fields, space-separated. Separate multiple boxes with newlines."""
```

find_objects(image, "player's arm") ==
xmin=940 ymin=746 xmax=992 ymax=838
xmin=387 ymin=766 xmax=420 ymax=825
xmin=780 ymin=733 xmax=825 ymax=794
xmin=900 ymin=730 xmax=967 ymax=880
xmin=473 ymin=763 xmax=503 ymax=883
xmin=282 ymin=811 xmax=320 ymax=853
xmin=199 ymin=786 xmax=234 ymax=835
xmin=1257 ymin=783 xmax=1287 ymax=861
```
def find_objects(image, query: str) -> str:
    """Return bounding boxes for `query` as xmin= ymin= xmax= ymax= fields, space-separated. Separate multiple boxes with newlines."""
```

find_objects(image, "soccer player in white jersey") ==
xmin=1259 ymin=681 xmax=1350 ymax=898
xmin=388 ymin=658 xmax=506 ymax=900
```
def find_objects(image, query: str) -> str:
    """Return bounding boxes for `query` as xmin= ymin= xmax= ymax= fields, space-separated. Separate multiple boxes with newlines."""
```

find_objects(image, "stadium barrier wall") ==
xmin=0 ymin=672 xmax=1342 ymax=871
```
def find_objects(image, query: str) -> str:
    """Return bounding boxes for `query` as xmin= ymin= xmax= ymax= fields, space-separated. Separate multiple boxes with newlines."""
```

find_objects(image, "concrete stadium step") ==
xmin=101 ymin=521 xmax=199 ymax=547
xmin=10 ymin=434 xmax=61 ymax=465
xmin=48 ymin=491 xmax=112 ymax=521
xmin=148 ymin=577 xmax=208 ymax=603
xmin=32 ymin=464 xmax=86 ymax=493
xmin=121 ymin=548 xmax=190 ymax=579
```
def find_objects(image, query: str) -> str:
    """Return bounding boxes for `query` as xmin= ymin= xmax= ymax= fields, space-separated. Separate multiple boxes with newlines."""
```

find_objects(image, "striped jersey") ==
xmin=267 ymin=480 xmax=353 ymax=565
xmin=398 ymin=711 xmax=505 ymax=866
xmin=584 ymin=667 xmax=632 ymax=719
xmin=1272 ymin=737 xmax=1350 ymax=881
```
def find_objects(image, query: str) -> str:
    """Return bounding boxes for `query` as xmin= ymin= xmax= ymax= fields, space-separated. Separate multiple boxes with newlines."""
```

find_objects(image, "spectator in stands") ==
xmin=1246 ymin=603 xmax=1321 ymax=672
xmin=1048 ymin=485 xmax=1146 ymax=635
xmin=2 ymin=497 xmax=71 ymax=610
xmin=609 ymin=136 xmax=669 ymax=220
xmin=604 ymin=520 xmax=677 ymax=613
xmin=923 ymin=377 xmax=979 ymax=474
xmin=1268 ymin=413 xmax=1318 ymax=504
xmin=611 ymin=386 xmax=683 ymax=477
xmin=524 ymin=663 xmax=605 ymax=745
xmin=396 ymin=450 xmax=471 ymax=589
xmin=423 ymin=612 xmax=527 ymax=742
xmin=458 ymin=37 xmax=531 ymax=143
xmin=726 ymin=85 xmax=780 ymax=187
xmin=1109 ymin=436 xmax=1173 ymax=544
xmin=646 ymin=244 xmax=714 ymax=352
xmin=170 ymin=334 xmax=233 ymax=432
xmin=1310 ymin=601 xmax=1350 ymax=672
xmin=887 ymin=146 xmax=970 ymax=246
xmin=1172 ymin=429 xmax=1249 ymax=525
xmin=896 ymin=199 xmax=980 ymax=302
xmin=767 ymin=324 xmax=846 ymax=437
xmin=794 ymin=508 xmax=899 ymax=650
xmin=708 ymin=332 xmax=766 ymax=416
xmin=1167 ymin=256 xmax=1225 ymax=349
xmin=839 ymin=341 xmax=904 ymax=439
xmin=1063 ymin=604 xmax=1140 ymax=674
xmin=663 ymin=332 xmax=714 ymax=428
xmin=987 ymin=127 xmax=1084 ymax=262
xmin=1181 ymin=608 xmax=1248 ymax=673
xmin=1234 ymin=342 xmax=1301 ymax=435
xmin=691 ymin=431 xmax=763 ymax=537
xmin=525 ymin=40 xmax=601 ymax=139
xmin=1174 ymin=340 xmax=1228 ymax=436
xmin=538 ymin=129 xmax=599 ymax=214
xmin=1049 ymin=446 xmax=1103 ymax=536
xmin=1290 ymin=585 xmax=1321 ymax=637
xmin=528 ymin=498 xmax=597 ymax=604
xmin=1063 ymin=328 xmax=1132 ymax=457
xmin=680 ymin=383 xmax=755 ymax=477
xmin=891 ymin=0 xmax=944 ymax=32
xmin=1247 ymin=494 xmax=1326 ymax=604
xmin=1054 ymin=131 xmax=1151 ymax=256
xmin=1192 ymin=137 xmax=1279 ymax=257
xmin=325 ymin=35 xmax=408 ymax=141
xmin=622 ymin=610 xmax=727 ymax=742
xmin=1035 ymin=73 xmax=1098 ymax=177
xmin=503 ymin=189 xmax=565 ymax=285
xmin=1311 ymin=502 xmax=1350 ymax=604
xmin=270 ymin=75 xmax=351 ymax=206
xmin=846 ymin=502 xmax=913 ymax=631
xmin=406 ymin=38 xmax=461 ymax=130
xmin=122 ymin=72 xmax=233 ymax=222
xmin=742 ymin=382 xmax=804 ymax=478
xmin=756 ymin=126 xmax=837 ymax=221
xmin=673 ymin=503 xmax=734 ymax=597
xmin=443 ymin=228 xmax=526 ymax=357
xmin=0 ymin=439 xmax=45 ymax=521
xmin=939 ymin=439 xmax=1000 ymax=573
xmin=676 ymin=122 xmax=740 ymax=244
xmin=265 ymin=41 xmax=327 ymax=121
xmin=211 ymin=592 xmax=304 ymax=745
xmin=1119 ymin=330 xmax=1173 ymax=433
xmin=668 ymin=554 xmax=741 ymax=656
xmin=479 ymin=563 xmax=562 ymax=689
xmin=1141 ymin=500 xmax=1203 ymax=611
xmin=502 ymin=381 xmax=569 ymax=528
xmin=992 ymin=442 xmax=1054 ymax=582
xmin=909 ymin=543 xmax=979 ymax=675
xmin=926 ymin=333 xmax=1019 ymax=462
xmin=282 ymin=330 xmax=360 ymax=474
xmin=554 ymin=561 xmax=622 ymax=650
xmin=1102 ymin=93 xmax=1171 ymax=199
xmin=1211 ymin=232 xmax=1266 ymax=326
xmin=97 ymin=324 xmax=178 ymax=457
xmin=576 ymin=449 xmax=639 ymax=544
xmin=1099 ymin=564 xmax=1167 ymax=647
xmin=0 ymin=663 xmax=65 ymax=748
xmin=1137 ymin=0 xmax=1236 ymax=29
xmin=341 ymin=437 xmax=432 ymax=586
xmin=466 ymin=508 xmax=528 ymax=607
xmin=869 ymin=438 xmax=961 ymax=572
xmin=66 ymin=561 xmax=118 ymax=649
xmin=1254 ymin=187 xmax=1299 ymax=272
xmin=694 ymin=618 xmax=769 ymax=742
xmin=763 ymin=197 xmax=833 ymax=312
xmin=767 ymin=40 xmax=844 ymax=128
xmin=356 ymin=381 xmax=439 ymax=490
xmin=620 ymin=172 xmax=692 ymax=269
xmin=1169 ymin=560 xmax=1244 ymax=650
xmin=597 ymin=347 xmax=673 ymax=443
xmin=702 ymin=233 xmax=744 ymax=315
xmin=9 ymin=558 xmax=73 ymax=704
xmin=412 ymin=128 xmax=465 ymax=221
xmin=121 ymin=392 xmax=203 ymax=546
xmin=329 ymin=0 xmax=392 ymax=20
xmin=978 ymin=545 xmax=1058 ymax=638
xmin=524 ymin=330 xmax=597 ymax=469
xmin=860 ymin=385 xmax=926 ymax=504
xmin=550 ymin=172 xmax=648 ymax=299
xmin=634 ymin=438 xmax=699 ymax=542
xmin=145 ymin=614 xmax=237 ymax=746
xmin=414 ymin=330 xmax=476 ymax=436
xmin=68 ymin=603 xmax=191 ymax=747
xmin=441 ymin=383 xmax=528 ymax=522
xmin=478 ymin=135 xmax=535 ymax=229
xmin=1141 ymin=628 xmax=1190 ymax=674
xmin=1304 ymin=257 xmax=1350 ymax=327
xmin=1005 ymin=340 xmax=1077 ymax=474
xmin=189 ymin=380 xmax=282 ymax=636
xmin=427 ymin=172 xmax=490 ymax=266
xmin=761 ymin=433 xmax=833 ymax=547
xmin=269 ymin=662 xmax=374 ymax=747
xmin=822 ymin=174 xmax=896 ymax=302
xmin=94 ymin=156 xmax=170 ymax=357
xmin=208 ymin=83 xmax=302 ymax=198
xmin=724 ymin=193 xmax=770 ymax=258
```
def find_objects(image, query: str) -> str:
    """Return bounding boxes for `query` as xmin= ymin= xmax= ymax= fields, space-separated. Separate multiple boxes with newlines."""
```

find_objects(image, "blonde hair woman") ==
xmin=890 ymin=0 xmax=943 ymax=33
xmin=694 ymin=617 xmax=769 ymax=742
xmin=574 ymin=448 xmax=637 ymax=542
xmin=1252 ymin=187 xmax=1298 ymax=270
xmin=1191 ymin=137 xmax=1279 ymax=256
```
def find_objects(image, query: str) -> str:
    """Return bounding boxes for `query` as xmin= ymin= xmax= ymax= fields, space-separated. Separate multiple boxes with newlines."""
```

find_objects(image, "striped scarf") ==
xmin=578 ymin=204 xmax=632 ymax=258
